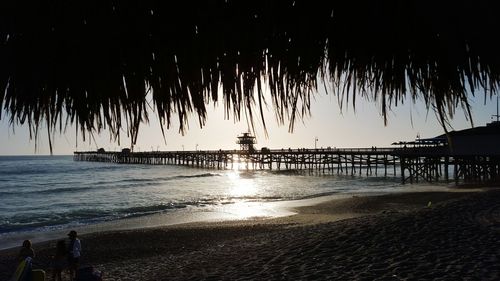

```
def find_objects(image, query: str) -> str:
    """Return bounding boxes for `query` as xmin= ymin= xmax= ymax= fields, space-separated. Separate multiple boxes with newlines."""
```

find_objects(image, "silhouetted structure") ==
xmin=394 ymin=121 xmax=500 ymax=183
xmin=74 ymin=148 xmax=399 ymax=177
xmin=236 ymin=133 xmax=256 ymax=152
xmin=445 ymin=121 xmax=500 ymax=156
xmin=76 ymin=122 xmax=500 ymax=184
xmin=74 ymin=144 xmax=500 ymax=184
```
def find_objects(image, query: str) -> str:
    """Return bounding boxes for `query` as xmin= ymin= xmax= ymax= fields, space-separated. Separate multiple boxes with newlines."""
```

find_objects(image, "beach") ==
xmin=1 ymin=188 xmax=499 ymax=281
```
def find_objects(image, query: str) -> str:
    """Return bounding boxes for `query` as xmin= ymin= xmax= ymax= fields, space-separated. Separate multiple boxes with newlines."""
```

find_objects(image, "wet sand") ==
xmin=1 ymin=188 xmax=499 ymax=280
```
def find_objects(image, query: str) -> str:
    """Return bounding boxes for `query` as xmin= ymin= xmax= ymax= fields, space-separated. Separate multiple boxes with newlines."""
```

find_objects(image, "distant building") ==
xmin=442 ymin=121 xmax=500 ymax=156
xmin=395 ymin=121 xmax=500 ymax=156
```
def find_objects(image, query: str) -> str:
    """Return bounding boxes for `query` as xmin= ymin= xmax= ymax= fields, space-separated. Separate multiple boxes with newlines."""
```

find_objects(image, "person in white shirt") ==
xmin=67 ymin=230 xmax=81 ymax=280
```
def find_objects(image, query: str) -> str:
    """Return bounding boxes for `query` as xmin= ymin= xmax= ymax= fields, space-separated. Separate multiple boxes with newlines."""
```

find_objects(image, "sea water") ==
xmin=0 ymin=155 xmax=439 ymax=249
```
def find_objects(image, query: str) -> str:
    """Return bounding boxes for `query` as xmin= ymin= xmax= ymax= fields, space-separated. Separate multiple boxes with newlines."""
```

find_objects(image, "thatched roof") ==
xmin=1 ymin=1 xmax=499 ymax=150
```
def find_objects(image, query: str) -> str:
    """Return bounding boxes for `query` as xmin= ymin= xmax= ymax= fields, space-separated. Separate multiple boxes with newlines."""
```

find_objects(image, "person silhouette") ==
xmin=18 ymin=240 xmax=35 ymax=261
xmin=67 ymin=230 xmax=82 ymax=280
xmin=52 ymin=240 xmax=67 ymax=281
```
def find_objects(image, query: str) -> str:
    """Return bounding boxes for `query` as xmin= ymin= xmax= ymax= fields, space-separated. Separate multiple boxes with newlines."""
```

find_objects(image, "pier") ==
xmin=73 ymin=147 xmax=500 ymax=184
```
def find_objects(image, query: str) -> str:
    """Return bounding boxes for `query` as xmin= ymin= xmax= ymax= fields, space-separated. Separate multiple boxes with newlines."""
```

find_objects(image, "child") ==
xmin=52 ymin=240 xmax=67 ymax=281
xmin=18 ymin=240 xmax=35 ymax=261
xmin=11 ymin=241 xmax=34 ymax=281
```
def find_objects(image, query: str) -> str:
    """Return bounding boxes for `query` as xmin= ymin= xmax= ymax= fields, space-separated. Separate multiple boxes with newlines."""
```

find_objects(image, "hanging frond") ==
xmin=0 ymin=0 xmax=499 ymax=150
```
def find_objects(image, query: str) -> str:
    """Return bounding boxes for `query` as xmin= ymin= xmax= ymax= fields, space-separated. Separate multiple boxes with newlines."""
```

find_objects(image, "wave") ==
xmin=36 ymin=186 xmax=96 ymax=195
xmin=112 ymin=173 xmax=219 ymax=183
xmin=222 ymin=196 xmax=285 ymax=202
xmin=12 ymin=180 xmax=161 ymax=196
xmin=0 ymin=186 xmax=97 ymax=196
xmin=268 ymin=169 xmax=304 ymax=175
xmin=299 ymin=191 xmax=342 ymax=200
xmin=95 ymin=172 xmax=220 ymax=184
xmin=0 ymin=214 xmax=76 ymax=233
xmin=0 ymin=193 xmax=291 ymax=234
xmin=116 ymin=203 xmax=188 ymax=218
xmin=175 ymin=173 xmax=221 ymax=179
xmin=0 ymin=190 xmax=18 ymax=196
xmin=0 ymin=172 xmax=221 ymax=197
xmin=0 ymin=202 xmax=192 ymax=234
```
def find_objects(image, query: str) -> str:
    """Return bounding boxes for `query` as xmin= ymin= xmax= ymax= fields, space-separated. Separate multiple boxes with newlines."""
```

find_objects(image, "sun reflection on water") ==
xmin=231 ymin=160 xmax=252 ymax=171
xmin=222 ymin=170 xmax=290 ymax=220
xmin=221 ymin=201 xmax=275 ymax=220
xmin=227 ymin=171 xmax=258 ymax=198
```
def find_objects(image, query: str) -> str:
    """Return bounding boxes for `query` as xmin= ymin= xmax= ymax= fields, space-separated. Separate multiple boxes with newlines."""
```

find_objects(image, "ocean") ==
xmin=0 ymin=155 xmax=442 ymax=249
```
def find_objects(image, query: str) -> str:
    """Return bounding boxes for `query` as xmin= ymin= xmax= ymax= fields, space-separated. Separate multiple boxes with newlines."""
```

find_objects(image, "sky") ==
xmin=0 ymin=87 xmax=498 ymax=155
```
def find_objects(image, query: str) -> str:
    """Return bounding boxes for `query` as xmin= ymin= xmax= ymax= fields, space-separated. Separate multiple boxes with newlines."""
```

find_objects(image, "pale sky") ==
xmin=0 ymin=87 xmax=497 ymax=155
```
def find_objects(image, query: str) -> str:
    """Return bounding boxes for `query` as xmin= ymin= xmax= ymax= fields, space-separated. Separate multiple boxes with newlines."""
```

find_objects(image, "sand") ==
xmin=1 ymin=188 xmax=499 ymax=280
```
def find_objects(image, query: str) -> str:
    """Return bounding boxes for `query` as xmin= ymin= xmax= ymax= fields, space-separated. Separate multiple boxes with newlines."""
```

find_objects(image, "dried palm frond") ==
xmin=1 ymin=1 xmax=499 ymax=151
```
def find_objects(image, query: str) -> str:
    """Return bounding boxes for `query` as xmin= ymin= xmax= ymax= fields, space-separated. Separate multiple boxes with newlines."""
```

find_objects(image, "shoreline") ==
xmin=0 ymin=183 xmax=464 ymax=251
xmin=0 ymin=193 xmax=342 ymax=251
xmin=2 ymin=187 xmax=497 ymax=280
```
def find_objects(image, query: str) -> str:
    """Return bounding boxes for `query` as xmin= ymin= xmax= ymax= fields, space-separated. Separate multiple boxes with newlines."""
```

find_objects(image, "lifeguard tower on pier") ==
xmin=236 ymin=132 xmax=256 ymax=152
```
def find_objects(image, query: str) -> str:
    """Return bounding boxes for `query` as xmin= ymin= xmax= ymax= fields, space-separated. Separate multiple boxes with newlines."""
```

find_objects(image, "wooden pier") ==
xmin=74 ymin=147 xmax=500 ymax=184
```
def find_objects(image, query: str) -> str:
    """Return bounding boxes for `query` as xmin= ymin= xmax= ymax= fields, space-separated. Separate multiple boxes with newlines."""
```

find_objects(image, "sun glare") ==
xmin=227 ymin=171 xmax=258 ymax=198
xmin=231 ymin=160 xmax=253 ymax=171
xmin=221 ymin=201 xmax=271 ymax=220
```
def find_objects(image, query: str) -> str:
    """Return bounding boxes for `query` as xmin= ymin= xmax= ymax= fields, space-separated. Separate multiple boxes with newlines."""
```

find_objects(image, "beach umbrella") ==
xmin=1 ymin=1 xmax=499 ymax=150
